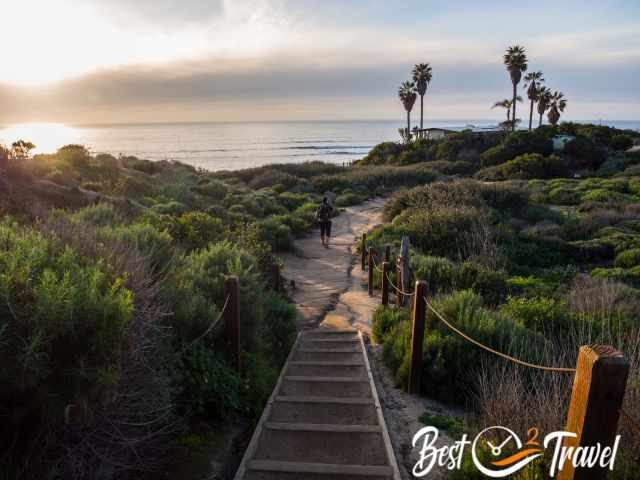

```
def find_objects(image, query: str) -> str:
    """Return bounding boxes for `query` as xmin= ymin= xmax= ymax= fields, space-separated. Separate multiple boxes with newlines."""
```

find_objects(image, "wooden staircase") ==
xmin=234 ymin=329 xmax=401 ymax=480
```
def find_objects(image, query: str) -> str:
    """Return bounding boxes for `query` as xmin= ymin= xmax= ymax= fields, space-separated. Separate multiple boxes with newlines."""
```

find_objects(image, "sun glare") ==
xmin=0 ymin=123 xmax=82 ymax=154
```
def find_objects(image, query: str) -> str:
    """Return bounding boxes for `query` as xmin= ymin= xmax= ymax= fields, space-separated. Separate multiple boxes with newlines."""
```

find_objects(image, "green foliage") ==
xmin=334 ymin=191 xmax=366 ymax=207
xmin=501 ymin=296 xmax=571 ymax=335
xmin=257 ymin=217 xmax=292 ymax=250
xmin=0 ymin=221 xmax=133 ymax=423
xmin=610 ymin=134 xmax=634 ymax=151
xmin=614 ymin=248 xmax=640 ymax=268
xmin=500 ymin=153 xmax=568 ymax=179
xmin=418 ymin=412 xmax=464 ymax=437
xmin=456 ymin=262 xmax=509 ymax=305
xmin=166 ymin=211 xmax=224 ymax=251
xmin=480 ymin=130 xmax=553 ymax=167
xmin=564 ymin=136 xmax=607 ymax=170
xmin=359 ymin=141 xmax=404 ymax=165
xmin=412 ymin=255 xmax=456 ymax=294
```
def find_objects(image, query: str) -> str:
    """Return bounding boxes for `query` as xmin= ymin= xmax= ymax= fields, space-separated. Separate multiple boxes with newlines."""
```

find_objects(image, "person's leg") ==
xmin=320 ymin=221 xmax=326 ymax=245
xmin=325 ymin=221 xmax=332 ymax=247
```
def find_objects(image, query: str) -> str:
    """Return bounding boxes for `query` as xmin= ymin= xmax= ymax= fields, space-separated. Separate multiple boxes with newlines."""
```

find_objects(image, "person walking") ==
xmin=316 ymin=197 xmax=334 ymax=247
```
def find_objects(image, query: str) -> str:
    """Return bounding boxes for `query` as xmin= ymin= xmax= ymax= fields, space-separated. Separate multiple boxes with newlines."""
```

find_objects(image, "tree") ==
xmin=547 ymin=91 xmax=567 ymax=127
xmin=492 ymin=96 xmax=523 ymax=122
xmin=398 ymin=81 xmax=417 ymax=142
xmin=412 ymin=63 xmax=433 ymax=131
xmin=536 ymin=86 xmax=552 ymax=127
xmin=11 ymin=140 xmax=36 ymax=161
xmin=503 ymin=45 xmax=528 ymax=131
xmin=523 ymin=71 xmax=544 ymax=131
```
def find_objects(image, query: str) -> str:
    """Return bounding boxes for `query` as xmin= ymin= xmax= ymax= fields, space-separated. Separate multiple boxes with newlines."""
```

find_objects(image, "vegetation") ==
xmin=369 ymin=177 xmax=640 ymax=476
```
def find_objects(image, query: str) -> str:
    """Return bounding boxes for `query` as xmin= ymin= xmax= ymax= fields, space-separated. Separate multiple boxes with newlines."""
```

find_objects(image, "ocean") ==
xmin=1 ymin=120 xmax=639 ymax=172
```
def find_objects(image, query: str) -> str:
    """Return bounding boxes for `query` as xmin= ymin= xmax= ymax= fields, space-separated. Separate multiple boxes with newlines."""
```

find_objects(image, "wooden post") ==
xmin=224 ymin=276 xmax=241 ymax=372
xmin=361 ymin=233 xmax=367 ymax=271
xmin=408 ymin=281 xmax=427 ymax=394
xmin=368 ymin=248 xmax=374 ymax=296
xmin=558 ymin=345 xmax=629 ymax=480
xmin=398 ymin=236 xmax=411 ymax=306
xmin=381 ymin=261 xmax=390 ymax=306
xmin=395 ymin=265 xmax=403 ymax=306
xmin=385 ymin=245 xmax=391 ymax=263
xmin=272 ymin=263 xmax=280 ymax=293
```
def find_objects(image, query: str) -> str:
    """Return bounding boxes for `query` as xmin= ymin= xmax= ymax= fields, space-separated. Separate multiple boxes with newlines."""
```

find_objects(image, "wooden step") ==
xmin=245 ymin=460 xmax=393 ymax=479
xmin=286 ymin=361 xmax=366 ymax=378
xmin=293 ymin=348 xmax=362 ymax=362
xmin=253 ymin=423 xmax=388 ymax=465
xmin=280 ymin=376 xmax=372 ymax=397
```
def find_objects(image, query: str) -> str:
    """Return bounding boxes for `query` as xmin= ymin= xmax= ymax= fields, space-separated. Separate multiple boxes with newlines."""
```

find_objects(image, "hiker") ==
xmin=316 ymin=197 xmax=334 ymax=247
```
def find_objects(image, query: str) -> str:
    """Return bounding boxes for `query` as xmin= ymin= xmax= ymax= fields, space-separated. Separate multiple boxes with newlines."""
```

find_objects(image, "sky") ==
xmin=0 ymin=0 xmax=639 ymax=124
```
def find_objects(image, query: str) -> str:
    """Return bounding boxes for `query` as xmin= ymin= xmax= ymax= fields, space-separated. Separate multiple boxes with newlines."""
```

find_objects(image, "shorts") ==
xmin=320 ymin=220 xmax=332 ymax=237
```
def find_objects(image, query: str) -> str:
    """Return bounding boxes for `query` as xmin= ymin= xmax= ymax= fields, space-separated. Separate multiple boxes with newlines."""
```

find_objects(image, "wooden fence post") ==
xmin=558 ymin=345 xmax=629 ymax=480
xmin=224 ymin=276 xmax=241 ymax=372
xmin=395 ymin=265 xmax=403 ymax=306
xmin=381 ymin=261 xmax=390 ymax=306
xmin=361 ymin=233 xmax=367 ymax=271
xmin=408 ymin=281 xmax=427 ymax=394
xmin=398 ymin=236 xmax=411 ymax=306
xmin=368 ymin=248 xmax=374 ymax=296
xmin=385 ymin=245 xmax=391 ymax=263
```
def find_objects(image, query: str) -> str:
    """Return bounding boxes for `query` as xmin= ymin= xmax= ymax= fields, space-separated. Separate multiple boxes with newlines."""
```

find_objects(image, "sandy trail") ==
xmin=280 ymin=197 xmax=462 ymax=480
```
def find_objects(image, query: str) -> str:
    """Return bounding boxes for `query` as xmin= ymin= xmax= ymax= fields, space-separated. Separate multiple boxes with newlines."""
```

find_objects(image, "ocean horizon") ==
xmin=1 ymin=119 xmax=639 ymax=172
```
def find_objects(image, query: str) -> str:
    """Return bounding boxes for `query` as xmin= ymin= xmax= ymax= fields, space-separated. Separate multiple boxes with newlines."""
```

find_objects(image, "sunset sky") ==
xmin=1 ymin=0 xmax=638 ymax=124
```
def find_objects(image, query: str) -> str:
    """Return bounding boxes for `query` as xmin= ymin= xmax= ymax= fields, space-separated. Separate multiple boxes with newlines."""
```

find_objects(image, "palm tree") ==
xmin=523 ymin=71 xmax=544 ymax=131
xmin=412 ymin=63 xmax=433 ymax=131
xmin=547 ymin=91 xmax=567 ymax=127
xmin=491 ymin=96 xmax=523 ymax=122
xmin=536 ymin=86 xmax=552 ymax=127
xmin=398 ymin=81 xmax=417 ymax=141
xmin=503 ymin=45 xmax=528 ymax=131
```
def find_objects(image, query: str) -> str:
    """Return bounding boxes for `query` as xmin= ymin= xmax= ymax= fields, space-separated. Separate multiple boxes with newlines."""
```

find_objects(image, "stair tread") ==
xmin=248 ymin=460 xmax=392 ymax=476
xmin=284 ymin=376 xmax=368 ymax=383
xmin=296 ymin=348 xmax=361 ymax=353
xmin=265 ymin=422 xmax=381 ymax=433
xmin=304 ymin=338 xmax=360 ymax=343
xmin=289 ymin=360 xmax=364 ymax=366
xmin=274 ymin=395 xmax=373 ymax=405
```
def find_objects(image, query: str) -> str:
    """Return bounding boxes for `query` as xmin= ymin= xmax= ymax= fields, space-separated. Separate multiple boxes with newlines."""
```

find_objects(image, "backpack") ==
xmin=318 ymin=203 xmax=332 ymax=221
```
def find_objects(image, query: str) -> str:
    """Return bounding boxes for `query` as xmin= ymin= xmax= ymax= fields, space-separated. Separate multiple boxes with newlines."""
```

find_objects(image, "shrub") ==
xmin=614 ymin=248 xmax=640 ymax=268
xmin=334 ymin=191 xmax=365 ymax=207
xmin=0 ymin=222 xmax=134 ymax=432
xmin=72 ymin=202 xmax=122 ymax=226
xmin=168 ymin=211 xmax=224 ymax=250
xmin=278 ymin=191 xmax=310 ymax=211
xmin=360 ymin=141 xmax=404 ymax=165
xmin=412 ymin=255 xmax=456 ymax=294
xmin=500 ymin=153 xmax=569 ymax=180
xmin=257 ymin=217 xmax=292 ymax=250
xmin=564 ymin=136 xmax=607 ymax=171
xmin=152 ymin=201 xmax=188 ymax=215
xmin=193 ymin=179 xmax=228 ymax=200
xmin=610 ymin=134 xmax=634 ymax=151
xmin=456 ymin=261 xmax=509 ymax=305
xmin=102 ymin=222 xmax=173 ymax=269
xmin=501 ymin=296 xmax=571 ymax=335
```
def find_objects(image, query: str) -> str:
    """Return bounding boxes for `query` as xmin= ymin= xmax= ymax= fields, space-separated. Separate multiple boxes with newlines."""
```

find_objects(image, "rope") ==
xmin=189 ymin=295 xmax=231 ymax=346
xmin=386 ymin=271 xmax=415 ymax=297
xmin=424 ymin=298 xmax=576 ymax=373
xmin=370 ymin=252 xmax=384 ymax=273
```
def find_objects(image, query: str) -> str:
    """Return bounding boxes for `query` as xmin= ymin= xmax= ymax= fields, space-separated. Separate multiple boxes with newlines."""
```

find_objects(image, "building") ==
xmin=553 ymin=135 xmax=576 ymax=151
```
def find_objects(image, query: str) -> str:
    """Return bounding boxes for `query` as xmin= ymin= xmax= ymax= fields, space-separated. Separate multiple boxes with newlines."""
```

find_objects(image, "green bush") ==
xmin=257 ymin=217 xmax=292 ymax=250
xmin=610 ymin=134 xmax=634 ymax=151
xmin=456 ymin=261 xmax=508 ymax=305
xmin=167 ymin=211 xmax=224 ymax=250
xmin=152 ymin=201 xmax=188 ymax=215
xmin=334 ymin=191 xmax=366 ymax=207
xmin=500 ymin=153 xmax=568 ymax=180
xmin=360 ymin=141 xmax=404 ymax=165
xmin=614 ymin=248 xmax=640 ymax=268
xmin=103 ymin=222 xmax=173 ymax=269
xmin=412 ymin=255 xmax=456 ymax=294
xmin=0 ymin=222 xmax=133 ymax=426
xmin=193 ymin=179 xmax=228 ymax=200
xmin=501 ymin=296 xmax=571 ymax=335
xmin=564 ymin=136 xmax=607 ymax=171
xmin=72 ymin=202 xmax=122 ymax=226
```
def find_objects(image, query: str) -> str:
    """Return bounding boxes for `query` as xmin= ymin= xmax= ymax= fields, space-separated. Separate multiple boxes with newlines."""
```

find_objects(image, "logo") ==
xmin=412 ymin=425 xmax=621 ymax=478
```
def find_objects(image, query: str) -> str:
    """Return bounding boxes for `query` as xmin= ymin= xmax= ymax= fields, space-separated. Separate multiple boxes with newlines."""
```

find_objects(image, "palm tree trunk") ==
xmin=420 ymin=95 xmax=424 ymax=131
xmin=539 ymin=112 xmax=543 ymax=127
xmin=529 ymin=100 xmax=534 ymax=131
xmin=512 ymin=82 xmax=517 ymax=131
xmin=406 ymin=110 xmax=410 ymax=142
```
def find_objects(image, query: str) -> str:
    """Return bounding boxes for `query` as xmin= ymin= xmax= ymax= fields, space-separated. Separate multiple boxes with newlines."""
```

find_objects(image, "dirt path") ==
xmin=280 ymin=197 xmax=462 ymax=480
xmin=281 ymin=198 xmax=385 ymax=330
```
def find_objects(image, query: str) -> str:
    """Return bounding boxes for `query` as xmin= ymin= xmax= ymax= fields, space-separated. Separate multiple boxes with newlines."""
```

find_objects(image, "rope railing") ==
xmin=424 ymin=297 xmax=576 ymax=373
xmin=386 ymin=271 xmax=415 ymax=297
xmin=189 ymin=295 xmax=232 ymax=347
